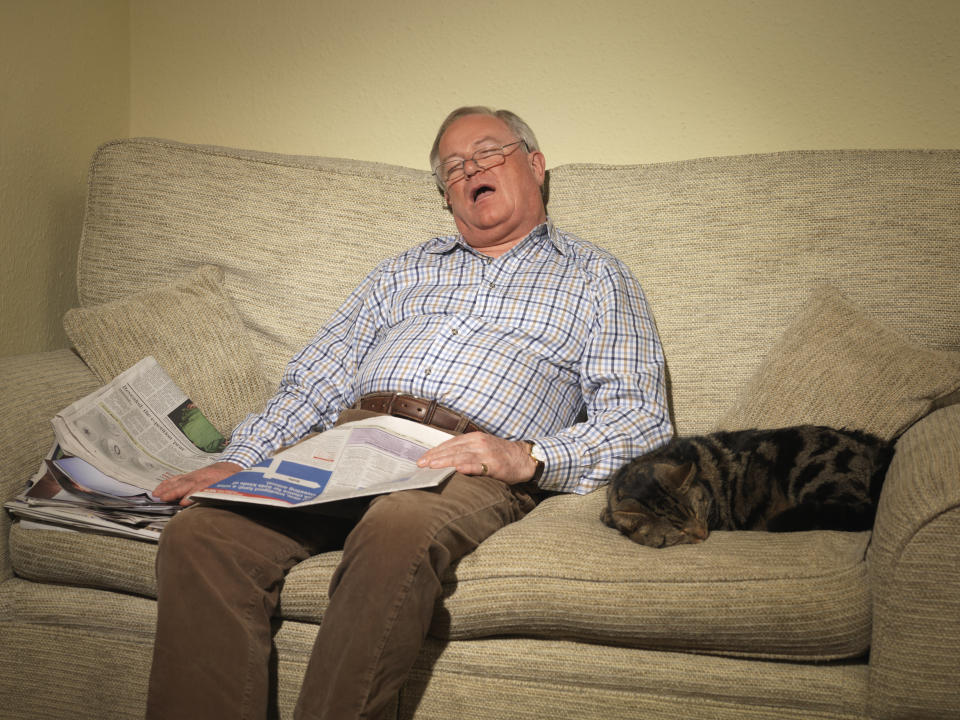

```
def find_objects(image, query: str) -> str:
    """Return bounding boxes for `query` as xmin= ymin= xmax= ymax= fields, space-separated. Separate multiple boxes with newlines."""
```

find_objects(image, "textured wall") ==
xmin=3 ymin=0 xmax=960 ymax=358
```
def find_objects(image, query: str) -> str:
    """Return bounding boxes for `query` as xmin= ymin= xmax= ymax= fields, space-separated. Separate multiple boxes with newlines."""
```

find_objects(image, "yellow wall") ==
xmin=130 ymin=0 xmax=960 ymax=167
xmin=1 ymin=0 xmax=129 ymax=357
xmin=3 ymin=0 xmax=960 ymax=358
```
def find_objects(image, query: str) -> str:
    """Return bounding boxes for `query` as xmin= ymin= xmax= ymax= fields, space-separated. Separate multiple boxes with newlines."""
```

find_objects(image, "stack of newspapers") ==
xmin=5 ymin=357 xmax=226 ymax=542
xmin=6 ymin=357 xmax=458 ymax=543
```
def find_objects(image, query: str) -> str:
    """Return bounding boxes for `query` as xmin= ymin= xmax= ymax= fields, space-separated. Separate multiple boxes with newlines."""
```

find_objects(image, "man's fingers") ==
xmin=416 ymin=434 xmax=535 ymax=484
xmin=417 ymin=433 xmax=486 ymax=471
xmin=153 ymin=461 xmax=242 ymax=505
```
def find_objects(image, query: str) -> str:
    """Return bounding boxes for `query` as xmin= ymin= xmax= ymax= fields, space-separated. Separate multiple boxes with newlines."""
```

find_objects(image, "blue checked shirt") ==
xmin=222 ymin=221 xmax=672 ymax=493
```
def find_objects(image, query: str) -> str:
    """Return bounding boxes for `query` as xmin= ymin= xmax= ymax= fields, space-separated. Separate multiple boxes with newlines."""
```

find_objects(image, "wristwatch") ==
xmin=526 ymin=442 xmax=546 ymax=484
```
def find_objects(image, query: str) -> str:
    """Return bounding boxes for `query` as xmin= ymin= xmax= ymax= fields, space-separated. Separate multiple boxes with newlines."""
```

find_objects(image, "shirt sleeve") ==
xmin=218 ymin=267 xmax=384 ymax=469
xmin=531 ymin=260 xmax=673 ymax=493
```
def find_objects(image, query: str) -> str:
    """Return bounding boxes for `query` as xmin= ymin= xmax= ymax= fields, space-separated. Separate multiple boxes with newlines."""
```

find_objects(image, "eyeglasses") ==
xmin=433 ymin=140 xmax=528 ymax=187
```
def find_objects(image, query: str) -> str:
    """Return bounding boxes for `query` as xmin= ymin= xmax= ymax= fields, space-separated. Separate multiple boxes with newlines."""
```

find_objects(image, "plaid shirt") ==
xmin=222 ymin=221 xmax=671 ymax=493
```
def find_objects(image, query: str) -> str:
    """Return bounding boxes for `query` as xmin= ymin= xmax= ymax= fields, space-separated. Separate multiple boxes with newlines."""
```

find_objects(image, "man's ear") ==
xmin=528 ymin=150 xmax=546 ymax=185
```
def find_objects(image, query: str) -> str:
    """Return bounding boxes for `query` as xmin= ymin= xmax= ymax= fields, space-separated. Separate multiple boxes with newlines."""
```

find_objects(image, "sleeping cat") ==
xmin=601 ymin=425 xmax=894 ymax=548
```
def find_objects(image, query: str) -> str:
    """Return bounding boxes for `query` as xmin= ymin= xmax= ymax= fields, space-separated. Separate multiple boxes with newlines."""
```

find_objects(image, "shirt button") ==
xmin=424 ymin=368 xmax=432 ymax=376
xmin=451 ymin=328 xmax=459 ymax=335
xmin=488 ymin=281 xmax=495 ymax=289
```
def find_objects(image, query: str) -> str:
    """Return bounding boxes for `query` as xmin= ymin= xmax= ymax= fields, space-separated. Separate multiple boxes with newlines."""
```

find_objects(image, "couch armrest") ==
xmin=0 ymin=349 xmax=100 ymax=580
xmin=866 ymin=404 xmax=960 ymax=719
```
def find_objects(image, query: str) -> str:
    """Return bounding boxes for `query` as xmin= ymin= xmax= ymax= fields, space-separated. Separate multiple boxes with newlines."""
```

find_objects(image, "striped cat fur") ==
xmin=602 ymin=425 xmax=894 ymax=548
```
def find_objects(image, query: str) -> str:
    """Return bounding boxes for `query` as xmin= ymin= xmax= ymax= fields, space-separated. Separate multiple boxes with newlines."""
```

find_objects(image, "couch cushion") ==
xmin=9 ymin=523 xmax=159 ymax=597
xmin=7 ymin=521 xmax=343 ymax=621
xmin=433 ymin=490 xmax=872 ymax=661
xmin=63 ymin=265 xmax=270 ymax=435
xmin=405 ymin=637 xmax=869 ymax=720
xmin=10 ymin=487 xmax=871 ymax=661
xmin=717 ymin=285 xmax=960 ymax=439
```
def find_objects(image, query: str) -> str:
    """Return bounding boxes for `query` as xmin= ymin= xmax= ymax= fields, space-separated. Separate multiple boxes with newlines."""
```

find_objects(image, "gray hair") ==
xmin=429 ymin=106 xmax=541 ymax=191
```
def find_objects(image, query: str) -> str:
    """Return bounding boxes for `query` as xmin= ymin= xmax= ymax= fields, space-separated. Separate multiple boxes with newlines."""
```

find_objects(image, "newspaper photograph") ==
xmin=190 ymin=415 xmax=456 ymax=508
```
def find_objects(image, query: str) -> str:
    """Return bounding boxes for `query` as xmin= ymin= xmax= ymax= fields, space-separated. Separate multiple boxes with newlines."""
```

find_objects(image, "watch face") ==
xmin=530 ymin=443 xmax=547 ymax=462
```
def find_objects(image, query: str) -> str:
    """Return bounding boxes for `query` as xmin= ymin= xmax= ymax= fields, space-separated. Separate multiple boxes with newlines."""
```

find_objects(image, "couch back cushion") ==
xmin=78 ymin=140 xmax=457 ymax=386
xmin=79 ymin=141 xmax=960 ymax=434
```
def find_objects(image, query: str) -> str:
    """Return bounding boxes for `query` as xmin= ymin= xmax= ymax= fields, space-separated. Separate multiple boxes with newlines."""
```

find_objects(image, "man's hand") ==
xmin=153 ymin=461 xmax=243 ymax=507
xmin=417 ymin=433 xmax=538 ymax=485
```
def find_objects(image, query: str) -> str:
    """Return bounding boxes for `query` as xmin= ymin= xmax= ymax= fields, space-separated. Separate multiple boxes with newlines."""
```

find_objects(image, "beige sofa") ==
xmin=2 ymin=139 xmax=959 ymax=719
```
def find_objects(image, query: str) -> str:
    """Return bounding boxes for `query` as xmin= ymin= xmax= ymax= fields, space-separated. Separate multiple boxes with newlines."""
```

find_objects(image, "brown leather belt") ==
xmin=354 ymin=393 xmax=483 ymax=434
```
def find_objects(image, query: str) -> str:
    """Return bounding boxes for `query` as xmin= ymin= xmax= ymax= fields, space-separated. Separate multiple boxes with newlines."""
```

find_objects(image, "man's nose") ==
xmin=463 ymin=158 xmax=483 ymax=177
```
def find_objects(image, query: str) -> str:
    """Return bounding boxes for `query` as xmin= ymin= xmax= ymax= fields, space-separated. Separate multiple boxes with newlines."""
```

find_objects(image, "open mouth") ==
xmin=472 ymin=185 xmax=495 ymax=202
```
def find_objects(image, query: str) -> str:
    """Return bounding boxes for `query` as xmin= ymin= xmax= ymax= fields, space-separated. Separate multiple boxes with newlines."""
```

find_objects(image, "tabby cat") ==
xmin=601 ymin=425 xmax=894 ymax=548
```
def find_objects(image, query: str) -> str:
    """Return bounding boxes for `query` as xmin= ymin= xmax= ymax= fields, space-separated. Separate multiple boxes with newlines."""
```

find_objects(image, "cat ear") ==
xmin=661 ymin=461 xmax=695 ymax=491
xmin=677 ymin=462 xmax=697 ymax=492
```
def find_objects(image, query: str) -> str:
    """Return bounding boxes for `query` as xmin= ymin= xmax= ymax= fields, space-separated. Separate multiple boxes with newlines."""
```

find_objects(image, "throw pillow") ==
xmin=63 ymin=265 xmax=269 ymax=435
xmin=717 ymin=285 xmax=960 ymax=440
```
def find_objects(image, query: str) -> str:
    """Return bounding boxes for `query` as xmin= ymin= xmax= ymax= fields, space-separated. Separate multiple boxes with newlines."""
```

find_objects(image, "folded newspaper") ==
xmin=50 ymin=356 xmax=228 ymax=492
xmin=5 ymin=445 xmax=181 ymax=541
xmin=6 ymin=356 xmax=457 ymax=540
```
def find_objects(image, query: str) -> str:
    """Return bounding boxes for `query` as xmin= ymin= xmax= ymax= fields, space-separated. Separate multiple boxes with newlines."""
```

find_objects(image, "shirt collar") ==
xmin=428 ymin=218 xmax=567 ymax=257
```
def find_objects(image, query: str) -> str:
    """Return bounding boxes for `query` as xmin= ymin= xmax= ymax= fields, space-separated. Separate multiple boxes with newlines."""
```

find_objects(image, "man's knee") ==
xmin=155 ymin=506 xmax=256 ymax=584
xmin=360 ymin=489 xmax=447 ymax=542
xmin=159 ymin=506 xmax=206 ymax=557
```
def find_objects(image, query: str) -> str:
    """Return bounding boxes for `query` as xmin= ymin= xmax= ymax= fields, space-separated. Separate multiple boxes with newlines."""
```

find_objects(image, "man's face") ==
xmin=437 ymin=114 xmax=546 ymax=254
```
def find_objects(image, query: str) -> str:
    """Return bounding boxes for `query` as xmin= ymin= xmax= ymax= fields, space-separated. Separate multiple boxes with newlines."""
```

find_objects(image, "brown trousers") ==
xmin=145 ymin=410 xmax=537 ymax=720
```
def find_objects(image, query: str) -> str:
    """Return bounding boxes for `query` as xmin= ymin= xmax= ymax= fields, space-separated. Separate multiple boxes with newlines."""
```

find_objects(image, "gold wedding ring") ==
xmin=480 ymin=463 xmax=488 ymax=475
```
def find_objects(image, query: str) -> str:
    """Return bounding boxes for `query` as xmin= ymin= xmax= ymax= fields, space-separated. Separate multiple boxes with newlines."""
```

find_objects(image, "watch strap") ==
xmin=525 ymin=442 xmax=545 ymax=484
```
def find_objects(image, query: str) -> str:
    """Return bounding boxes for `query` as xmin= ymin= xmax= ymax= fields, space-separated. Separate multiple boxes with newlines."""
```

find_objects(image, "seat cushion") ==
xmin=433 ymin=490 xmax=872 ymax=661
xmin=9 ymin=487 xmax=872 ymax=662
xmin=404 ymin=637 xmax=869 ymax=720
xmin=6 ymin=521 xmax=343 ymax=622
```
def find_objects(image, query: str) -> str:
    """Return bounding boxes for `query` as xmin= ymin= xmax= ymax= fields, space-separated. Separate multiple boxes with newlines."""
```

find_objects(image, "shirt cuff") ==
xmin=529 ymin=436 xmax=597 ymax=494
xmin=217 ymin=441 xmax=270 ymax=471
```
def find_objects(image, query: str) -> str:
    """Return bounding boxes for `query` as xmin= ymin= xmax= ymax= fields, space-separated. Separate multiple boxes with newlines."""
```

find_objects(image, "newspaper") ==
xmin=51 ymin=356 xmax=226 ymax=492
xmin=190 ymin=415 xmax=456 ymax=508
xmin=5 ymin=356 xmax=225 ymax=541
xmin=8 ymin=356 xmax=458 ymax=542
xmin=4 ymin=443 xmax=180 ymax=541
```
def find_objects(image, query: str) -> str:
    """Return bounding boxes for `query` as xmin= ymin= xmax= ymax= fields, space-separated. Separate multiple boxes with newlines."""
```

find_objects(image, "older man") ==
xmin=146 ymin=106 xmax=671 ymax=720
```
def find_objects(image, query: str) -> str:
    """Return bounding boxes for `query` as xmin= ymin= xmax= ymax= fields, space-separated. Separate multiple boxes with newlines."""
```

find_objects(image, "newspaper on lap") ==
xmin=190 ymin=417 xmax=455 ymax=508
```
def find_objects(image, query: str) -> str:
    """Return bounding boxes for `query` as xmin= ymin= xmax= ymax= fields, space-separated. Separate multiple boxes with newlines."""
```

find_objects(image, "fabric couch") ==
xmin=2 ymin=139 xmax=959 ymax=719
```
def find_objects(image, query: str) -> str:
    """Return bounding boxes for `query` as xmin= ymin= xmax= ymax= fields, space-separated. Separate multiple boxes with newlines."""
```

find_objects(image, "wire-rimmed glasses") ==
xmin=433 ymin=140 xmax=528 ymax=188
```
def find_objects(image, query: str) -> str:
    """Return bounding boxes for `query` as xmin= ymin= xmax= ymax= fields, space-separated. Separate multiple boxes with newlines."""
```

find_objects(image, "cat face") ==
xmin=602 ymin=461 xmax=712 ymax=548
